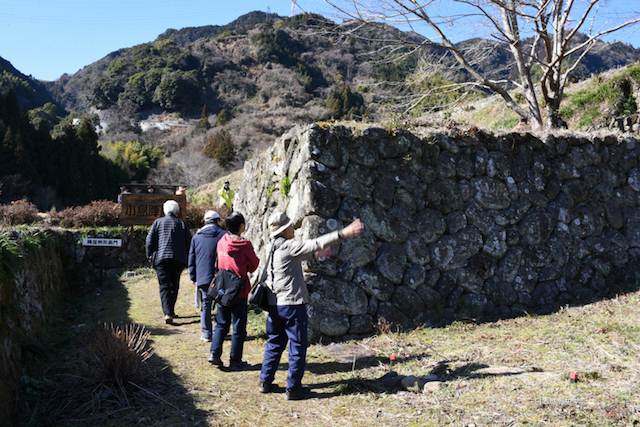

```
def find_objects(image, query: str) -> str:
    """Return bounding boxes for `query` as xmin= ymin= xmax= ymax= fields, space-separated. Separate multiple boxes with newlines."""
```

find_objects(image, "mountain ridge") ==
xmin=2 ymin=11 xmax=639 ymax=118
xmin=1 ymin=11 xmax=639 ymax=189
xmin=0 ymin=56 xmax=58 ymax=111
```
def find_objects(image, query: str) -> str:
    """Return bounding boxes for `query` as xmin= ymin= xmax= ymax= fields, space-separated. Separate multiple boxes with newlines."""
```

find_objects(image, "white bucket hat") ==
xmin=269 ymin=211 xmax=293 ymax=238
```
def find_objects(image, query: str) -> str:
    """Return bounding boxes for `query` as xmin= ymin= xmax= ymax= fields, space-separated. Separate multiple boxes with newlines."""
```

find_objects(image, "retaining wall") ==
xmin=0 ymin=228 xmax=147 ymax=425
xmin=237 ymin=124 xmax=640 ymax=342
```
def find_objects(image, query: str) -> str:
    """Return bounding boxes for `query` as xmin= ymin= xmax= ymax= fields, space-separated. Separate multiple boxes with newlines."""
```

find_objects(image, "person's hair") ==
xmin=225 ymin=211 xmax=245 ymax=234
xmin=163 ymin=200 xmax=180 ymax=215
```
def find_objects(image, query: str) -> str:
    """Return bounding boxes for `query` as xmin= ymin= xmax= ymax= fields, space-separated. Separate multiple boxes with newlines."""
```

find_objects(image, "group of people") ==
xmin=145 ymin=192 xmax=363 ymax=401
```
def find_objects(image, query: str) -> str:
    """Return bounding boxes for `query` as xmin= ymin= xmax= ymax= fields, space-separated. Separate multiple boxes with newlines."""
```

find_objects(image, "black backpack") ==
xmin=208 ymin=269 xmax=244 ymax=307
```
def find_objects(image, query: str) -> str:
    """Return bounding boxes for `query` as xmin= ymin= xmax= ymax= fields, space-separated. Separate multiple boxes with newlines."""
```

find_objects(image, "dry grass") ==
xmin=189 ymin=169 xmax=244 ymax=207
xmin=79 ymin=323 xmax=155 ymax=393
xmin=443 ymin=63 xmax=635 ymax=132
xmin=16 ymin=270 xmax=640 ymax=426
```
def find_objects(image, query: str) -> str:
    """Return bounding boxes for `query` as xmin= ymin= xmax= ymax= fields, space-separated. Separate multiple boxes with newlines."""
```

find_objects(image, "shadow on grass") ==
xmin=145 ymin=326 xmax=186 ymax=336
xmin=14 ymin=276 xmax=212 ymax=427
xmin=306 ymin=357 xmax=389 ymax=375
xmin=301 ymin=357 xmax=537 ymax=400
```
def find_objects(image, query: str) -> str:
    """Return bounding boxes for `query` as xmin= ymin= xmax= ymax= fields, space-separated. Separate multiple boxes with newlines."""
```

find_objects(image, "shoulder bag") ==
xmin=249 ymin=243 xmax=277 ymax=311
xmin=208 ymin=255 xmax=244 ymax=307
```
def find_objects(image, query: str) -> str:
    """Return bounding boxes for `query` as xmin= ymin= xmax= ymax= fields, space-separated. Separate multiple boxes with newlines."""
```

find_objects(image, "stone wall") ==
xmin=237 ymin=124 xmax=640 ymax=342
xmin=609 ymin=114 xmax=640 ymax=134
xmin=0 ymin=228 xmax=147 ymax=425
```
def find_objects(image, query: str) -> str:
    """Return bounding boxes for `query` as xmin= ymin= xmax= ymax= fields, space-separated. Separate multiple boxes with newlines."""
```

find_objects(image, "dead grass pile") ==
xmin=79 ymin=323 xmax=155 ymax=395
xmin=19 ymin=323 xmax=178 ymax=424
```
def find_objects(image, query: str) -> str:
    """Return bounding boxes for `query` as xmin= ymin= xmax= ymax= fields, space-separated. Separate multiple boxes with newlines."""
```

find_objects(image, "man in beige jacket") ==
xmin=258 ymin=212 xmax=363 ymax=400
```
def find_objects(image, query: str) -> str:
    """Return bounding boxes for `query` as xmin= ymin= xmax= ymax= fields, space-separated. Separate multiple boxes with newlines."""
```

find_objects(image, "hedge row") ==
xmin=0 ymin=200 xmax=222 ymax=230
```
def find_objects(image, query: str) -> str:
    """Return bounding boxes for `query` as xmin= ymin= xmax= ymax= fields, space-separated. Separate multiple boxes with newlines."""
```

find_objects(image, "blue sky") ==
xmin=2 ymin=0 xmax=639 ymax=82
xmin=1 ymin=0 xmax=335 ymax=81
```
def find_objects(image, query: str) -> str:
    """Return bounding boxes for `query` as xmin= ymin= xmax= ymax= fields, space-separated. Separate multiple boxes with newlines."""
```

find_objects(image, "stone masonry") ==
xmin=236 ymin=124 xmax=640 ymax=342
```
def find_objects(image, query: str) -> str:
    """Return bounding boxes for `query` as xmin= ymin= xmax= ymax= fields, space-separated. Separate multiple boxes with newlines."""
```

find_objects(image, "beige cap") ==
xmin=269 ymin=211 xmax=293 ymax=238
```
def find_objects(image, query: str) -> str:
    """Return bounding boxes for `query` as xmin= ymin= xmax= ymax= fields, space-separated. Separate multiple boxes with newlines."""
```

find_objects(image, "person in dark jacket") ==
xmin=188 ymin=210 xmax=227 ymax=342
xmin=208 ymin=212 xmax=259 ymax=369
xmin=146 ymin=200 xmax=191 ymax=324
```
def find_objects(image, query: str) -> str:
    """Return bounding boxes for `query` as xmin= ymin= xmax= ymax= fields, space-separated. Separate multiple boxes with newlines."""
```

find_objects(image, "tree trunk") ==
xmin=546 ymin=97 xmax=562 ymax=128
xmin=501 ymin=2 xmax=543 ymax=129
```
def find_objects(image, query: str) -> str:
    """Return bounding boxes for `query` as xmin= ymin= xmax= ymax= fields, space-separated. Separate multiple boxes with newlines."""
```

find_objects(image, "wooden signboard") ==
xmin=121 ymin=194 xmax=187 ymax=226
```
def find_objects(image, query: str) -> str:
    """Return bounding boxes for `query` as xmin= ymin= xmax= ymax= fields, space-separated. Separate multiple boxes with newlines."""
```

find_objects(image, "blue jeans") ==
xmin=210 ymin=298 xmax=248 ymax=363
xmin=198 ymin=287 xmax=214 ymax=339
xmin=259 ymin=304 xmax=308 ymax=390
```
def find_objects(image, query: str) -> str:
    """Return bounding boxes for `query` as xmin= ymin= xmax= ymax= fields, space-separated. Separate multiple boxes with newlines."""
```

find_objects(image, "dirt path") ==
xmin=123 ymin=271 xmax=421 ymax=427
xmin=50 ymin=270 xmax=639 ymax=427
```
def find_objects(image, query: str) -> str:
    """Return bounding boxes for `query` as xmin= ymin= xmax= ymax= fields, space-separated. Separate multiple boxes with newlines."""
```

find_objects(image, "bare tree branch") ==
xmin=325 ymin=0 xmax=640 ymax=128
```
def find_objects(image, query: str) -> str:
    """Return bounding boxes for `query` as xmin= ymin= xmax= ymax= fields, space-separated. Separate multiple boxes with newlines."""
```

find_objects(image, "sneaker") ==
xmin=259 ymin=381 xmax=275 ymax=393
xmin=285 ymin=386 xmax=310 ymax=401
xmin=208 ymin=353 xmax=223 ymax=367
xmin=164 ymin=315 xmax=174 ymax=324
xmin=228 ymin=360 xmax=248 ymax=371
xmin=200 ymin=335 xmax=212 ymax=342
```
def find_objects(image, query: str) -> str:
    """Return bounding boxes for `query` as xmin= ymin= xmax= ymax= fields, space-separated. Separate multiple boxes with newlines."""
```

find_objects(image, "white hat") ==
xmin=269 ymin=212 xmax=293 ymax=238
xmin=204 ymin=210 xmax=221 ymax=223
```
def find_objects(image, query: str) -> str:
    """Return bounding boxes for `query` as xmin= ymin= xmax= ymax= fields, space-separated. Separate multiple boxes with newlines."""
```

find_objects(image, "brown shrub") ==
xmin=48 ymin=200 xmax=121 ymax=228
xmin=80 ymin=323 xmax=155 ymax=390
xmin=184 ymin=204 xmax=224 ymax=230
xmin=0 ymin=200 xmax=40 ymax=225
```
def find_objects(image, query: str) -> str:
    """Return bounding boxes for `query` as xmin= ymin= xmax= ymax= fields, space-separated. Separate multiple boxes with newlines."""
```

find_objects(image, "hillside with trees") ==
xmin=0 ymin=90 xmax=128 ymax=208
xmin=0 ymin=57 xmax=59 ymax=111
xmin=1 ymin=11 xmax=640 ymax=206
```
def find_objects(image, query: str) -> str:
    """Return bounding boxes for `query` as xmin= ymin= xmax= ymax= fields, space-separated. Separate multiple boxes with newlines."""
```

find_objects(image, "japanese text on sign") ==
xmin=120 ymin=194 xmax=187 ymax=226
xmin=82 ymin=238 xmax=122 ymax=247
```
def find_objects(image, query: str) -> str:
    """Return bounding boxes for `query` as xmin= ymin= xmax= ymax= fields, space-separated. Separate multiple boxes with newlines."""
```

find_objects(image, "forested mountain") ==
xmin=1 ymin=11 xmax=640 ymax=207
xmin=0 ymin=90 xmax=127 ymax=208
xmin=0 ymin=57 xmax=59 ymax=111
xmin=4 ymin=11 xmax=640 ymax=123
xmin=47 ymin=12 xmax=412 ymax=121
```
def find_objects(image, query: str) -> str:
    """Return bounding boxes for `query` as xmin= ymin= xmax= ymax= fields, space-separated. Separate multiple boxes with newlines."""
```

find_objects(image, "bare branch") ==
xmin=326 ymin=0 xmax=640 ymax=128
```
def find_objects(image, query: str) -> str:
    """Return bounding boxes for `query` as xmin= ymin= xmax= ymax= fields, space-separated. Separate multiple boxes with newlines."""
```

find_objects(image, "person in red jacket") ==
xmin=208 ymin=211 xmax=259 ymax=369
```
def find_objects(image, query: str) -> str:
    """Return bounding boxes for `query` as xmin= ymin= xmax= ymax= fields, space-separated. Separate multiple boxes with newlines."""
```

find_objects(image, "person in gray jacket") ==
xmin=258 ymin=212 xmax=364 ymax=400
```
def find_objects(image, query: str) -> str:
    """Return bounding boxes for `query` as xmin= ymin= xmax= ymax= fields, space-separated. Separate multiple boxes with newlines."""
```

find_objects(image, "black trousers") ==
xmin=155 ymin=260 xmax=184 ymax=316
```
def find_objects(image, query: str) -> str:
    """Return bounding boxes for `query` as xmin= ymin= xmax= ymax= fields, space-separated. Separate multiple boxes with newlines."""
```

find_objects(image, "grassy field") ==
xmin=16 ymin=269 xmax=640 ymax=427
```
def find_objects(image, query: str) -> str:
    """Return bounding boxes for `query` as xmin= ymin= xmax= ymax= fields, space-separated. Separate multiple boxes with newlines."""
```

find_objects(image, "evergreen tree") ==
xmin=1 ymin=89 xmax=20 ymax=126
xmin=195 ymin=105 xmax=211 ymax=132
xmin=76 ymin=118 xmax=106 ymax=201
xmin=0 ymin=91 xmax=128 ymax=206
xmin=326 ymin=84 xmax=366 ymax=120
xmin=203 ymin=129 xmax=235 ymax=168
xmin=215 ymin=108 xmax=229 ymax=126
xmin=57 ymin=123 xmax=80 ymax=203
xmin=1 ymin=127 xmax=17 ymax=175
xmin=34 ymin=121 xmax=59 ymax=190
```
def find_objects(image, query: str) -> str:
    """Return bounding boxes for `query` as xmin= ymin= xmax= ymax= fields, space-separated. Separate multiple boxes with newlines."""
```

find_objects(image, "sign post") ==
xmin=120 ymin=194 xmax=187 ymax=226
xmin=120 ymin=193 xmax=188 ymax=273
xmin=82 ymin=238 xmax=123 ymax=285
xmin=82 ymin=238 xmax=122 ymax=247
